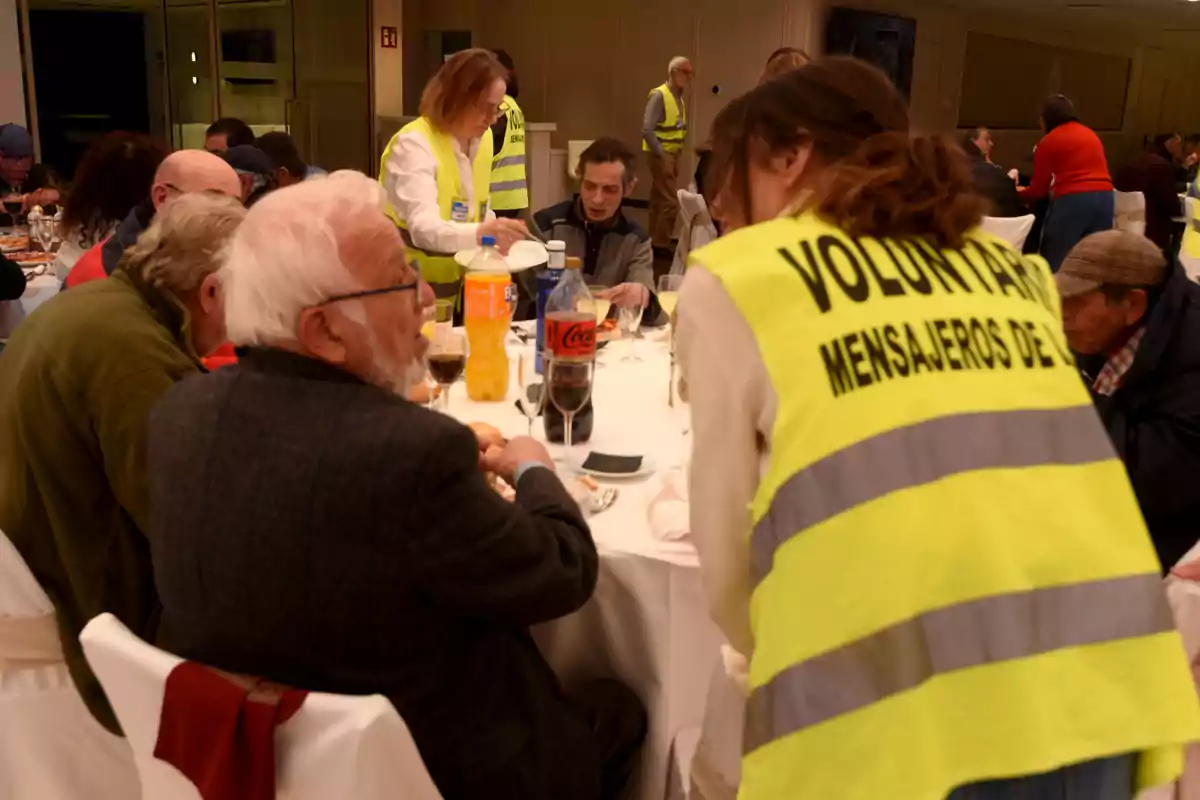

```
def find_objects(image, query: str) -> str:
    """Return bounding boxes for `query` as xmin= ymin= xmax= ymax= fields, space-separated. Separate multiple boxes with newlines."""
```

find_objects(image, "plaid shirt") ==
xmin=1093 ymin=326 xmax=1147 ymax=396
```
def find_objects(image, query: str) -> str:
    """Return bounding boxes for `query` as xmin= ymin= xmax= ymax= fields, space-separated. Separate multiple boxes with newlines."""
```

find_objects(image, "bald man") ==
xmin=66 ymin=149 xmax=241 ymax=288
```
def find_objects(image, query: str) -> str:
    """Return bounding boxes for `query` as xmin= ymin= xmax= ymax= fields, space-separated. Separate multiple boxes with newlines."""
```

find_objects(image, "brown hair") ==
xmin=758 ymin=47 xmax=810 ymax=85
xmin=577 ymin=136 xmax=636 ymax=180
xmin=420 ymin=48 xmax=507 ymax=130
xmin=708 ymin=55 xmax=987 ymax=249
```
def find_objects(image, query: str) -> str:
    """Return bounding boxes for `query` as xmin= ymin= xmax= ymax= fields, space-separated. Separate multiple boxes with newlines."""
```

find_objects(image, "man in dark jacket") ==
xmin=0 ymin=193 xmax=245 ymax=732
xmin=1058 ymin=230 xmax=1200 ymax=570
xmin=532 ymin=137 xmax=660 ymax=321
xmin=1115 ymin=133 xmax=1184 ymax=254
xmin=962 ymin=129 xmax=1025 ymax=218
xmin=147 ymin=173 xmax=645 ymax=800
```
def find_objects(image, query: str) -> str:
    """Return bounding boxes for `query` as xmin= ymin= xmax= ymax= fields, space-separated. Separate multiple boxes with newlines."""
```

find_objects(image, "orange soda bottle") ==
xmin=464 ymin=236 xmax=514 ymax=401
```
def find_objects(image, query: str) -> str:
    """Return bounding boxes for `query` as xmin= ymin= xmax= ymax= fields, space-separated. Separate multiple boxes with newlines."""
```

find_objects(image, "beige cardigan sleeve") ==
xmin=677 ymin=264 xmax=777 ymax=658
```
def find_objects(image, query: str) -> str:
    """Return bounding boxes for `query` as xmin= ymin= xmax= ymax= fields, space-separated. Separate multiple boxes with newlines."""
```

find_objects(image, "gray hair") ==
xmin=121 ymin=192 xmax=246 ymax=294
xmin=668 ymin=56 xmax=690 ymax=78
xmin=222 ymin=170 xmax=387 ymax=346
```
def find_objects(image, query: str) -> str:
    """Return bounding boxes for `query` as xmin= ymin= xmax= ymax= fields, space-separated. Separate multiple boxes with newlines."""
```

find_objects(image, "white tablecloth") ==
xmin=0 ymin=272 xmax=58 ymax=339
xmin=444 ymin=327 xmax=724 ymax=800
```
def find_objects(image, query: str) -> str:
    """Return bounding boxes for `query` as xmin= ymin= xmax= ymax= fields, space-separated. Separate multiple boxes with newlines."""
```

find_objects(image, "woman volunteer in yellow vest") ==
xmin=378 ymin=48 xmax=528 ymax=299
xmin=677 ymin=55 xmax=1199 ymax=800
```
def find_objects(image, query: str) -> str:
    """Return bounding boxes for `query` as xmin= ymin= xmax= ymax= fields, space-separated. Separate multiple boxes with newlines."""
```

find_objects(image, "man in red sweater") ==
xmin=1018 ymin=95 xmax=1114 ymax=271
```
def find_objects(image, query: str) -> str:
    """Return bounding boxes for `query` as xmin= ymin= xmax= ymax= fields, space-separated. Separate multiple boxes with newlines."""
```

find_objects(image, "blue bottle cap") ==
xmin=481 ymin=235 xmax=497 ymax=246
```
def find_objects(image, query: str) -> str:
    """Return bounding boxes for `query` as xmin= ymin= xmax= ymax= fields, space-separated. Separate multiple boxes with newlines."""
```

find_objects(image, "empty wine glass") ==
xmin=546 ymin=356 xmax=595 ymax=472
xmin=617 ymin=304 xmax=644 ymax=362
xmin=515 ymin=347 xmax=545 ymax=436
xmin=33 ymin=213 xmax=55 ymax=253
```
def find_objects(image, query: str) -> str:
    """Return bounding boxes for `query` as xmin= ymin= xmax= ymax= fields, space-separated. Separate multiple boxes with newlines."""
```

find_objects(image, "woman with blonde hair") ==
xmin=378 ymin=48 xmax=528 ymax=299
xmin=679 ymin=55 xmax=1199 ymax=800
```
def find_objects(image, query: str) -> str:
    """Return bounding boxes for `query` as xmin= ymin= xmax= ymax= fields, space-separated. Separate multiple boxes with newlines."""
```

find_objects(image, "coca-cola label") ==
xmin=546 ymin=313 xmax=596 ymax=359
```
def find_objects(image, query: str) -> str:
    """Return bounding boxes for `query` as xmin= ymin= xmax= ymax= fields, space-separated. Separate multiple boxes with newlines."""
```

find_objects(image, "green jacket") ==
xmin=0 ymin=266 xmax=202 ymax=732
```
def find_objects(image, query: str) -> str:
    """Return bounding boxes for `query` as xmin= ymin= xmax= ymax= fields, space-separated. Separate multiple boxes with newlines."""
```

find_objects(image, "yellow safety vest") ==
xmin=490 ymin=95 xmax=528 ymax=212
xmin=378 ymin=117 xmax=493 ymax=296
xmin=642 ymin=83 xmax=687 ymax=154
xmin=1183 ymin=177 xmax=1200 ymax=260
xmin=692 ymin=211 xmax=1200 ymax=800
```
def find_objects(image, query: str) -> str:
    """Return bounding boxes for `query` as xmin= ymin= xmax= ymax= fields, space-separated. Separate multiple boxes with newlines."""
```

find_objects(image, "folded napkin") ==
xmin=154 ymin=661 xmax=307 ymax=800
xmin=646 ymin=468 xmax=689 ymax=541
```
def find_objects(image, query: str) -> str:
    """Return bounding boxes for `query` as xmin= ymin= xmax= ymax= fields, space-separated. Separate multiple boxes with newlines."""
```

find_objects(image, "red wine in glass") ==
xmin=428 ymin=353 xmax=466 ymax=384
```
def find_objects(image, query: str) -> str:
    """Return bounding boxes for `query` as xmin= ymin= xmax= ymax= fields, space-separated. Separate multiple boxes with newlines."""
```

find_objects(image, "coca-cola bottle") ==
xmin=544 ymin=257 xmax=595 ymax=444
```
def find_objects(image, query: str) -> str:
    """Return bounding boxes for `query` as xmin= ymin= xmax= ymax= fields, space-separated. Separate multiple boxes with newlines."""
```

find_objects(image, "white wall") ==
xmin=0 ymin=0 xmax=26 ymax=127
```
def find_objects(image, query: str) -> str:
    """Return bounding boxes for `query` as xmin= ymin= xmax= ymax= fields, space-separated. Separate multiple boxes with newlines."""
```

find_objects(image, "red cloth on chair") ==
xmin=154 ymin=661 xmax=307 ymax=800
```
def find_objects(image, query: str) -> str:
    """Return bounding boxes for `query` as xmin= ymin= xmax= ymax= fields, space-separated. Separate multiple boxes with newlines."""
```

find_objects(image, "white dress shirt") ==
xmin=381 ymin=126 xmax=495 ymax=255
xmin=676 ymin=265 xmax=776 ymax=658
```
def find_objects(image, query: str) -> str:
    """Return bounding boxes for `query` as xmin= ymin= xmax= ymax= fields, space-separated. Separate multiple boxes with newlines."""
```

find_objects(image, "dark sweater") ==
xmin=0 ymin=253 xmax=25 ymax=300
xmin=1087 ymin=267 xmax=1200 ymax=571
xmin=147 ymin=348 xmax=605 ymax=799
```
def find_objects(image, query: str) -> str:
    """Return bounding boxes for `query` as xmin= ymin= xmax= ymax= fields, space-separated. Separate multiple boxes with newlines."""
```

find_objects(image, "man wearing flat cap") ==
xmin=1058 ymin=229 xmax=1200 ymax=571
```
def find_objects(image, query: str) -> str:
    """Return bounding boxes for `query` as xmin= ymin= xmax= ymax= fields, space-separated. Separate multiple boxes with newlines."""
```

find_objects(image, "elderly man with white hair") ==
xmin=0 ymin=191 xmax=244 ymax=755
xmin=145 ymin=171 xmax=647 ymax=800
xmin=642 ymin=55 xmax=692 ymax=254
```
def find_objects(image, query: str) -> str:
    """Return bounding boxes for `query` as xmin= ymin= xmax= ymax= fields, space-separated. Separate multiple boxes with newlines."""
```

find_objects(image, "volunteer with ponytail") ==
xmin=678 ymin=55 xmax=1199 ymax=800
xmin=378 ymin=48 xmax=528 ymax=300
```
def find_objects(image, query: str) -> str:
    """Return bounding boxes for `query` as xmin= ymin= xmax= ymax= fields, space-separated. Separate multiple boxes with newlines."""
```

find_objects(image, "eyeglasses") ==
xmin=320 ymin=280 xmax=419 ymax=306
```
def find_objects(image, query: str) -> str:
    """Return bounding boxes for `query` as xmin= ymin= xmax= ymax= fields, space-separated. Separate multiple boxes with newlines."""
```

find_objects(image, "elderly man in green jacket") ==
xmin=0 ymin=186 xmax=244 ymax=734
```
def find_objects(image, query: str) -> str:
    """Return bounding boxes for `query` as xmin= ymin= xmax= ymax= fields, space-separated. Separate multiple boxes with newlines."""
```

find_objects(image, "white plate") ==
xmin=453 ymin=239 xmax=548 ymax=271
xmin=577 ymin=455 xmax=656 ymax=480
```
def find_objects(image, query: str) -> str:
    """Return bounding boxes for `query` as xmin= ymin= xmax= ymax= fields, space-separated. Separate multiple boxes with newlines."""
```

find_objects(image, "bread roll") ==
xmin=468 ymin=421 xmax=505 ymax=450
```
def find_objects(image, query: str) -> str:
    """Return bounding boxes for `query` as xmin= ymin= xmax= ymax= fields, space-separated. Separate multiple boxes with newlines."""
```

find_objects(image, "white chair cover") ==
xmin=0 ymin=531 xmax=140 ymax=799
xmin=979 ymin=215 xmax=1036 ymax=251
xmin=671 ymin=189 xmax=719 ymax=275
xmin=79 ymin=613 xmax=442 ymax=800
xmin=1114 ymin=190 xmax=1148 ymax=237
xmin=1137 ymin=541 xmax=1200 ymax=800
xmin=1181 ymin=197 xmax=1200 ymax=284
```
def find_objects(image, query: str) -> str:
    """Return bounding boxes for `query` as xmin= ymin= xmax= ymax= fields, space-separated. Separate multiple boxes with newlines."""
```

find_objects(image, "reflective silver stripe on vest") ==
xmin=751 ymin=407 xmax=1113 ymax=583
xmin=743 ymin=572 xmax=1172 ymax=754
xmin=493 ymin=155 xmax=526 ymax=169
xmin=490 ymin=179 xmax=528 ymax=192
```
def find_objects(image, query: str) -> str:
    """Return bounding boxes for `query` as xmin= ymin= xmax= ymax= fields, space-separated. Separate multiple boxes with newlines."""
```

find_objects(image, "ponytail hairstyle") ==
xmin=706 ymin=55 xmax=987 ymax=249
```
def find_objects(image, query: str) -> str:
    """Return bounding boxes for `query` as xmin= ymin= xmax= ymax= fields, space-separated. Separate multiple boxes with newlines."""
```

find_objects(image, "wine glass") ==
xmin=617 ymin=304 xmax=644 ymax=362
xmin=2 ymin=189 xmax=22 ymax=228
xmin=33 ymin=213 xmax=56 ymax=253
xmin=515 ymin=347 xmax=545 ymax=436
xmin=427 ymin=330 xmax=468 ymax=411
xmin=587 ymin=284 xmax=612 ymax=323
xmin=546 ymin=357 xmax=595 ymax=472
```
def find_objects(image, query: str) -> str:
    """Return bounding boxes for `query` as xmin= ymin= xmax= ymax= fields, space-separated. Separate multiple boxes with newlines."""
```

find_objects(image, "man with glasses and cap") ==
xmin=1058 ymin=229 xmax=1200 ymax=571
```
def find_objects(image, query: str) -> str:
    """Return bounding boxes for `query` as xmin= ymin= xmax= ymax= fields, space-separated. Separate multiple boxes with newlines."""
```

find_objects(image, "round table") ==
xmin=443 ymin=325 xmax=723 ymax=800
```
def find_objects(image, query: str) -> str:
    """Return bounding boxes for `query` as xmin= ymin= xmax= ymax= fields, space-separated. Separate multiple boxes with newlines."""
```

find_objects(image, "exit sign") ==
xmin=380 ymin=26 xmax=398 ymax=48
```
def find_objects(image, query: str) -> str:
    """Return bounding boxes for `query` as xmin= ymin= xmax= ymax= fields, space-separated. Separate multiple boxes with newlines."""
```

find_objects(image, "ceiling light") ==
xmin=192 ymin=76 xmax=198 ymax=85
xmin=190 ymin=51 xmax=197 ymax=62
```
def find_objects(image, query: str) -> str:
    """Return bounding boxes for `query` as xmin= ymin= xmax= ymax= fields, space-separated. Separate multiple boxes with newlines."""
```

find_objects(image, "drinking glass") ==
xmin=617 ymin=304 xmax=644 ymax=362
xmin=33 ymin=214 xmax=56 ymax=253
xmin=2 ymin=190 xmax=21 ymax=227
xmin=515 ymin=347 xmax=545 ymax=436
xmin=428 ymin=330 xmax=468 ymax=411
xmin=587 ymin=285 xmax=612 ymax=324
xmin=546 ymin=357 xmax=595 ymax=472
